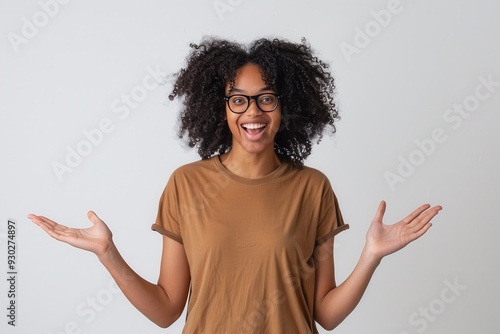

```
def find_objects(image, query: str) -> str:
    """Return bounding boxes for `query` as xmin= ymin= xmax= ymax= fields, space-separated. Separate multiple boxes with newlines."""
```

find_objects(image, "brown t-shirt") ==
xmin=152 ymin=156 xmax=348 ymax=333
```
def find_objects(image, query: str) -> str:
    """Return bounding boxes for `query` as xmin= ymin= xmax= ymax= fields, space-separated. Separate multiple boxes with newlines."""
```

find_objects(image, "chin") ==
xmin=240 ymin=142 xmax=274 ymax=155
xmin=243 ymin=147 xmax=267 ymax=154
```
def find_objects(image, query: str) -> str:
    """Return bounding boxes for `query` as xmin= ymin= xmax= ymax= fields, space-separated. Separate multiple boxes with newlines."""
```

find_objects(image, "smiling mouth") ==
xmin=241 ymin=123 xmax=267 ymax=135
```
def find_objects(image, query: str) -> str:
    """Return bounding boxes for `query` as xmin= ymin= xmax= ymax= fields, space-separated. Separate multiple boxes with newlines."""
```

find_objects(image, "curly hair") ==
xmin=169 ymin=37 xmax=339 ymax=168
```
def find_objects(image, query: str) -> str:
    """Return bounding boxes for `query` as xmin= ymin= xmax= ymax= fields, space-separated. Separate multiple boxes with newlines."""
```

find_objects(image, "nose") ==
xmin=246 ymin=96 xmax=263 ymax=116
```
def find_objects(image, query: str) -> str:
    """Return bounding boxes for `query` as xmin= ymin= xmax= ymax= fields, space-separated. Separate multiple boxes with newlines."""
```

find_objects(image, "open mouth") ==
xmin=241 ymin=123 xmax=267 ymax=136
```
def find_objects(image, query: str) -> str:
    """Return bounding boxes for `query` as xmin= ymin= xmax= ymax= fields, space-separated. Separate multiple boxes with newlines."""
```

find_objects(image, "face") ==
xmin=225 ymin=63 xmax=281 ymax=156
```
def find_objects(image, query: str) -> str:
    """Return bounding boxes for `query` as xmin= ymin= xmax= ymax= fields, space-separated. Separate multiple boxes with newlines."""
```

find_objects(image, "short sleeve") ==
xmin=151 ymin=173 xmax=183 ymax=244
xmin=315 ymin=179 xmax=349 ymax=246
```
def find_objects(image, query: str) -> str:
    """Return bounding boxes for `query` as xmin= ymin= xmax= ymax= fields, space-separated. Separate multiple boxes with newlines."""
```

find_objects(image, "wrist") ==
xmin=360 ymin=244 xmax=383 ymax=267
xmin=97 ymin=239 xmax=117 ymax=264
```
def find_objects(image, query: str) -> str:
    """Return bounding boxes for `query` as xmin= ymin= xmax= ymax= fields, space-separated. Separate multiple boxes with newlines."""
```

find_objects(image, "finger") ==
xmin=87 ymin=211 xmax=103 ymax=225
xmin=407 ymin=221 xmax=433 ymax=243
xmin=373 ymin=200 xmax=386 ymax=222
xmin=27 ymin=215 xmax=69 ymax=240
xmin=28 ymin=214 xmax=59 ymax=229
xmin=32 ymin=218 xmax=66 ymax=240
xmin=404 ymin=206 xmax=442 ymax=243
xmin=408 ymin=205 xmax=442 ymax=229
xmin=402 ymin=204 xmax=432 ymax=224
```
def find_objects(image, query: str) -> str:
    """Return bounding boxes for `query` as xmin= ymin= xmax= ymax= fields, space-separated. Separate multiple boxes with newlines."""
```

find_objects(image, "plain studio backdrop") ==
xmin=1 ymin=0 xmax=499 ymax=333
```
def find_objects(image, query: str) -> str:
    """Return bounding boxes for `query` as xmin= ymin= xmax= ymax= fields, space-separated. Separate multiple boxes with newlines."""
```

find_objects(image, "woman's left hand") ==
xmin=365 ymin=201 xmax=443 ymax=261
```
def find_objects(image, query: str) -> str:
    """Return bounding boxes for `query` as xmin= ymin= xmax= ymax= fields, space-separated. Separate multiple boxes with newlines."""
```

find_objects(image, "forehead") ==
xmin=227 ymin=63 xmax=269 ymax=93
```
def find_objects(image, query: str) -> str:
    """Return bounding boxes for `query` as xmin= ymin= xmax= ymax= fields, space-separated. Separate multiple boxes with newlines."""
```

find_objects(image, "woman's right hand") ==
xmin=28 ymin=211 xmax=113 ymax=258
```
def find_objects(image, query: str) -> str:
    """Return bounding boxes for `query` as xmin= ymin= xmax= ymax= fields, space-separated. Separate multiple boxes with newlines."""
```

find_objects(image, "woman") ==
xmin=28 ymin=38 xmax=442 ymax=333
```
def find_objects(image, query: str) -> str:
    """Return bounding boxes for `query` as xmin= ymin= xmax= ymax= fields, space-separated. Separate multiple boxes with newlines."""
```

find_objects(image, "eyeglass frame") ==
xmin=224 ymin=93 xmax=281 ymax=114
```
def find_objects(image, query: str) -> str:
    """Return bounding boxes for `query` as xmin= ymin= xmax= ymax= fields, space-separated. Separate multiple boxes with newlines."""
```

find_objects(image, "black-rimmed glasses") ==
xmin=224 ymin=93 xmax=281 ymax=114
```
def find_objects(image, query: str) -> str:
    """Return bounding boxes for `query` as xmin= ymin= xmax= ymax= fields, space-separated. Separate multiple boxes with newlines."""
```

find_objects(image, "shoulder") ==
xmin=171 ymin=157 xmax=218 ymax=178
xmin=285 ymin=164 xmax=331 ymax=184
xmin=280 ymin=164 xmax=336 ymax=196
xmin=166 ymin=157 xmax=225 ymax=191
xmin=300 ymin=165 xmax=329 ymax=179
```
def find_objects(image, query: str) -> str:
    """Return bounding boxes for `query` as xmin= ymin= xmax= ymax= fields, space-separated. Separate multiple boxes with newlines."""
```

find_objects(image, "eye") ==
xmin=259 ymin=94 xmax=276 ymax=105
xmin=230 ymin=96 xmax=246 ymax=105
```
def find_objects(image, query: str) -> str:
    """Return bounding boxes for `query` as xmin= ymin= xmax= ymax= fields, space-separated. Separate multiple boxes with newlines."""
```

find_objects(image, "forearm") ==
xmin=316 ymin=201 xmax=441 ymax=330
xmin=317 ymin=246 xmax=381 ymax=330
xmin=97 ymin=242 xmax=180 ymax=328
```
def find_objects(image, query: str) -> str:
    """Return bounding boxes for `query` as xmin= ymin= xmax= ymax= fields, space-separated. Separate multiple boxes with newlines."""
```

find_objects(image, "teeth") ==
xmin=242 ymin=123 xmax=266 ymax=129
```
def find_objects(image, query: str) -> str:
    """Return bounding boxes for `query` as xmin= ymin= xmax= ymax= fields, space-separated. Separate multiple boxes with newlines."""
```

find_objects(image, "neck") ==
xmin=220 ymin=148 xmax=281 ymax=179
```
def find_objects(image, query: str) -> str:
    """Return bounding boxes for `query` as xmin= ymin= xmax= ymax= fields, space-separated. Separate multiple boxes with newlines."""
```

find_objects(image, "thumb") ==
xmin=373 ymin=200 xmax=386 ymax=223
xmin=87 ymin=211 xmax=103 ymax=225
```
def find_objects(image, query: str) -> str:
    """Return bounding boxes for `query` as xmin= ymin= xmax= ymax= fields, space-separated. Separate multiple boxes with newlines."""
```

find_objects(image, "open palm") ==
xmin=28 ymin=211 xmax=113 ymax=257
xmin=366 ymin=201 xmax=442 ymax=260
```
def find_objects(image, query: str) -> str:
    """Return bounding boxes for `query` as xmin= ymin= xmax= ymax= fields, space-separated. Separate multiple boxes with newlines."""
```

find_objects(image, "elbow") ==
xmin=156 ymin=322 xmax=173 ymax=329
xmin=315 ymin=311 xmax=341 ymax=332
xmin=151 ymin=306 xmax=184 ymax=329
xmin=153 ymin=317 xmax=178 ymax=328
xmin=153 ymin=317 xmax=174 ymax=329
xmin=316 ymin=319 xmax=338 ymax=332
xmin=156 ymin=322 xmax=171 ymax=329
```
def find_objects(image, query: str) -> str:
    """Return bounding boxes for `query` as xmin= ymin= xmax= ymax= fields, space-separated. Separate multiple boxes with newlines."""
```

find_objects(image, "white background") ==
xmin=1 ymin=0 xmax=499 ymax=333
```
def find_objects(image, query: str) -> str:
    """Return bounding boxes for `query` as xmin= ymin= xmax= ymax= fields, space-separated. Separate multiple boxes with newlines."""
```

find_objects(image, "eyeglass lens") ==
xmin=227 ymin=94 xmax=278 ymax=113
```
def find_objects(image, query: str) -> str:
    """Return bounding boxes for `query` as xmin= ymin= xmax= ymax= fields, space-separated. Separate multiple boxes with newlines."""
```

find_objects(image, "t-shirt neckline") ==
xmin=213 ymin=154 xmax=288 ymax=185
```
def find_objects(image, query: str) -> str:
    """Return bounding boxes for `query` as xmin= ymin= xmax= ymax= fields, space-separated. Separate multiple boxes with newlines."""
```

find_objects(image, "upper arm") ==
xmin=313 ymin=236 xmax=336 ymax=325
xmin=157 ymin=236 xmax=191 ymax=320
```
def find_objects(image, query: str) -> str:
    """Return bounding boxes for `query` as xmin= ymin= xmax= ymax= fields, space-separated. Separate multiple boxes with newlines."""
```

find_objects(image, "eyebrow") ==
xmin=230 ymin=86 xmax=273 ymax=94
